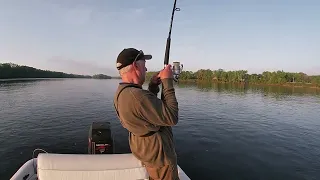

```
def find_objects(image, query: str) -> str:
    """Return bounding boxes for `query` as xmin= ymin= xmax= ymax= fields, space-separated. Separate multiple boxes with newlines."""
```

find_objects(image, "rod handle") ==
xmin=164 ymin=37 xmax=171 ymax=65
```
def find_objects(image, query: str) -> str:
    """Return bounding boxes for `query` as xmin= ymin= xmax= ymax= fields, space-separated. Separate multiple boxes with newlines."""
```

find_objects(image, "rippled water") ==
xmin=0 ymin=79 xmax=320 ymax=180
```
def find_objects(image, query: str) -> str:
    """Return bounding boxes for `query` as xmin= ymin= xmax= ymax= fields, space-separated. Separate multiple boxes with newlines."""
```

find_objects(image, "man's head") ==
xmin=116 ymin=48 xmax=152 ymax=85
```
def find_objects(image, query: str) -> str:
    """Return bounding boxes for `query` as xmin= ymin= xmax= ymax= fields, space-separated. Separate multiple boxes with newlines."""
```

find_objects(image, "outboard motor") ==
xmin=88 ymin=122 xmax=114 ymax=154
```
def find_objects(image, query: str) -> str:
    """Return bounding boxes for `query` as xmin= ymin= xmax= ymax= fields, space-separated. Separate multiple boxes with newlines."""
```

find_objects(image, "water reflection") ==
xmin=0 ymin=79 xmax=67 ymax=91
xmin=0 ymin=78 xmax=65 ymax=84
xmin=176 ymin=81 xmax=320 ymax=98
xmin=1 ymin=78 xmax=319 ymax=98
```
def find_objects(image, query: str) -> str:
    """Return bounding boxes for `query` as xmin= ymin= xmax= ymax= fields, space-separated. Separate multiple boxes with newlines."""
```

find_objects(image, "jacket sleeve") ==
xmin=136 ymin=78 xmax=179 ymax=126
xmin=148 ymin=82 xmax=160 ymax=96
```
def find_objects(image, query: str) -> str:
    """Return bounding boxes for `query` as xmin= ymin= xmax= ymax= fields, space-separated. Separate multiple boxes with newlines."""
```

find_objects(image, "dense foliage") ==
xmin=0 ymin=63 xmax=92 ymax=79
xmin=92 ymin=74 xmax=112 ymax=79
xmin=146 ymin=69 xmax=320 ymax=87
xmin=0 ymin=63 xmax=118 ymax=79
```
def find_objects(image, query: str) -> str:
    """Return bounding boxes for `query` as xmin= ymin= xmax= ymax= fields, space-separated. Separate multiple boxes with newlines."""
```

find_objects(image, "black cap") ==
xmin=116 ymin=48 xmax=152 ymax=70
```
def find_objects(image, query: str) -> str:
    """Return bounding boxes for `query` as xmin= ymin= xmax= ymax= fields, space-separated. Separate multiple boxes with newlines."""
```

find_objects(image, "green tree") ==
xmin=0 ymin=63 xmax=93 ymax=79
xmin=143 ymin=66 xmax=320 ymax=87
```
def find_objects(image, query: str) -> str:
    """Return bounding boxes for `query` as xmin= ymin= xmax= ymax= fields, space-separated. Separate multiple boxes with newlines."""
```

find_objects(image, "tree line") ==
xmin=146 ymin=68 xmax=320 ymax=87
xmin=3 ymin=63 xmax=318 ymax=86
xmin=92 ymin=74 xmax=112 ymax=79
xmin=0 ymin=63 xmax=112 ymax=79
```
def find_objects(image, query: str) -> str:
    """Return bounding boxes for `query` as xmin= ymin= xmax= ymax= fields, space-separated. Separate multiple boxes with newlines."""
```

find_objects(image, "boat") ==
xmin=10 ymin=122 xmax=191 ymax=180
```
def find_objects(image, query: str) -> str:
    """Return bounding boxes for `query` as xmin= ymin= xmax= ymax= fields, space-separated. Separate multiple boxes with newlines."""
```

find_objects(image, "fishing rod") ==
xmin=163 ymin=0 xmax=183 ymax=82
xmin=161 ymin=0 xmax=182 ymax=100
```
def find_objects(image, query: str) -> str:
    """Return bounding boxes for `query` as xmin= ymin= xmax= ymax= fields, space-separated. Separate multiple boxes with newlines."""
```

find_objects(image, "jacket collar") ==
xmin=119 ymin=82 xmax=142 ymax=89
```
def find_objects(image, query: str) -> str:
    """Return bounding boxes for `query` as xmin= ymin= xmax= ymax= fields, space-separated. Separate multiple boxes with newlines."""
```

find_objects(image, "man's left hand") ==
xmin=148 ymin=72 xmax=161 ymax=95
xmin=150 ymin=72 xmax=161 ymax=86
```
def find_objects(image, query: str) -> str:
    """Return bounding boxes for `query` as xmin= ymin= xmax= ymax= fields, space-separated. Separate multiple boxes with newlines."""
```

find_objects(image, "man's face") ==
xmin=135 ymin=60 xmax=147 ymax=85
xmin=139 ymin=60 xmax=147 ymax=84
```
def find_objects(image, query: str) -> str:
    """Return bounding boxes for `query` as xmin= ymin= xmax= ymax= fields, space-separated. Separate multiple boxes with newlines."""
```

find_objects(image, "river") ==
xmin=0 ymin=79 xmax=319 ymax=180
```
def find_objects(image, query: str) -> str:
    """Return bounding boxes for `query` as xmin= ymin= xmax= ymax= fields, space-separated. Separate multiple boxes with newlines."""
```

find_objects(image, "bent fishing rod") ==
xmin=161 ymin=0 xmax=182 ymax=99
xmin=164 ymin=0 xmax=180 ymax=66
xmin=163 ymin=0 xmax=183 ymax=81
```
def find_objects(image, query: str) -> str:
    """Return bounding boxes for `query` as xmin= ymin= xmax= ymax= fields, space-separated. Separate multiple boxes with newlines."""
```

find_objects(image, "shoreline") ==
xmin=0 ymin=77 xmax=120 ymax=81
xmin=177 ymin=79 xmax=320 ymax=90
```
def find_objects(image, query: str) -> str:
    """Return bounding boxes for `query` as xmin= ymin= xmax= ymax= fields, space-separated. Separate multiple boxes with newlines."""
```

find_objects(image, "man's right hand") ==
xmin=158 ymin=64 xmax=173 ymax=80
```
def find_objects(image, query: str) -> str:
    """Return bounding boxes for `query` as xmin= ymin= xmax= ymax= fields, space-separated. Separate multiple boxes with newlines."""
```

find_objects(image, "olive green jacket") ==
xmin=114 ymin=78 xmax=179 ymax=168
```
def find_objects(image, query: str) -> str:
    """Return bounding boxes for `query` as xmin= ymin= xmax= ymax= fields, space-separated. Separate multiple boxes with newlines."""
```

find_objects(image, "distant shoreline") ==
xmin=146 ymin=68 xmax=320 ymax=90
xmin=177 ymin=79 xmax=320 ymax=89
xmin=0 ymin=77 xmax=120 ymax=81
xmin=0 ymin=63 xmax=120 ymax=80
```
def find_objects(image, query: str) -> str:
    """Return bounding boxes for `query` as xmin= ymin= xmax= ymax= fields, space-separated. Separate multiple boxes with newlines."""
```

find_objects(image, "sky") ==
xmin=0 ymin=0 xmax=319 ymax=76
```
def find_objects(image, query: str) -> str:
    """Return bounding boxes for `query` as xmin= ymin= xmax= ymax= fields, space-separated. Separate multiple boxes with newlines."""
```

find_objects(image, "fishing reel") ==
xmin=172 ymin=61 xmax=183 ymax=81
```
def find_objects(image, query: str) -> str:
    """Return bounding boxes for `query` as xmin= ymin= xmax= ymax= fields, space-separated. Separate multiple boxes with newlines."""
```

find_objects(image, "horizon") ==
xmin=2 ymin=62 xmax=319 ymax=77
xmin=1 ymin=1 xmax=319 ymax=76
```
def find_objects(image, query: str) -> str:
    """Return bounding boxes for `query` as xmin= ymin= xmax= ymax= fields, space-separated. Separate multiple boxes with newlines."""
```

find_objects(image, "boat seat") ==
xmin=37 ymin=153 xmax=149 ymax=180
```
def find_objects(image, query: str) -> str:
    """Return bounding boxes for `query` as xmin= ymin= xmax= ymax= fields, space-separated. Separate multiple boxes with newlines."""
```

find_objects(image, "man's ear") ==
xmin=132 ymin=61 xmax=137 ymax=67
xmin=131 ymin=62 xmax=138 ymax=71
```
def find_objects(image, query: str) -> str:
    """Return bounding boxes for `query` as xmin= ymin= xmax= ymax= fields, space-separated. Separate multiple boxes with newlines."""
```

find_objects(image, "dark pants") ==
xmin=146 ymin=164 xmax=180 ymax=180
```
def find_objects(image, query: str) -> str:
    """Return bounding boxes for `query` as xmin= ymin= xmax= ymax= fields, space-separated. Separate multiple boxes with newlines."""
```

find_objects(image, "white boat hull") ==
xmin=11 ymin=153 xmax=190 ymax=180
xmin=11 ymin=158 xmax=38 ymax=180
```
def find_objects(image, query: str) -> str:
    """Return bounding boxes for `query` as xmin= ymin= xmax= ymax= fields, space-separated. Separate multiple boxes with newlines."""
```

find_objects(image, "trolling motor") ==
xmin=88 ymin=122 xmax=114 ymax=154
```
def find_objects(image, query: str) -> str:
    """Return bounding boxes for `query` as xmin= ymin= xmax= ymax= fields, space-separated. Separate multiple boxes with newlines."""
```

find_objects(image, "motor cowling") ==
xmin=88 ymin=122 xmax=114 ymax=154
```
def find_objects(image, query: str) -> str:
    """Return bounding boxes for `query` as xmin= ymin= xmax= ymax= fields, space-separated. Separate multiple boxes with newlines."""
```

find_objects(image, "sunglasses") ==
xmin=133 ymin=50 xmax=144 ymax=63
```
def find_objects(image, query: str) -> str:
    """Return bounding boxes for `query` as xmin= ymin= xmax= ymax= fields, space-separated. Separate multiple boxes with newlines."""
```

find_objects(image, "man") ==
xmin=113 ymin=48 xmax=180 ymax=180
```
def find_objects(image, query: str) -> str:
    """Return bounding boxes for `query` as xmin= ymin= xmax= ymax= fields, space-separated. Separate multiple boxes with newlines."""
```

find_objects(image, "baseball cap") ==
xmin=116 ymin=48 xmax=152 ymax=70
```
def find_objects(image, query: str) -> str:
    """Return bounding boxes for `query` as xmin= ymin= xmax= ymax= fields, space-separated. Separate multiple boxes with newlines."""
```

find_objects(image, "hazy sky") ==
xmin=1 ymin=0 xmax=319 ymax=76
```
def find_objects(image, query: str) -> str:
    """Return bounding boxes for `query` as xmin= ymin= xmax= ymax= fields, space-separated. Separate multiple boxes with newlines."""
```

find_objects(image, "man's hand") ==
xmin=148 ymin=72 xmax=161 ymax=95
xmin=150 ymin=72 xmax=161 ymax=86
xmin=158 ymin=64 xmax=173 ymax=80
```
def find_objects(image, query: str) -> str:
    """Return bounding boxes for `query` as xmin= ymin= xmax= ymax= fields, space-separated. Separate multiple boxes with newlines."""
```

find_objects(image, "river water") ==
xmin=0 ymin=79 xmax=319 ymax=180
